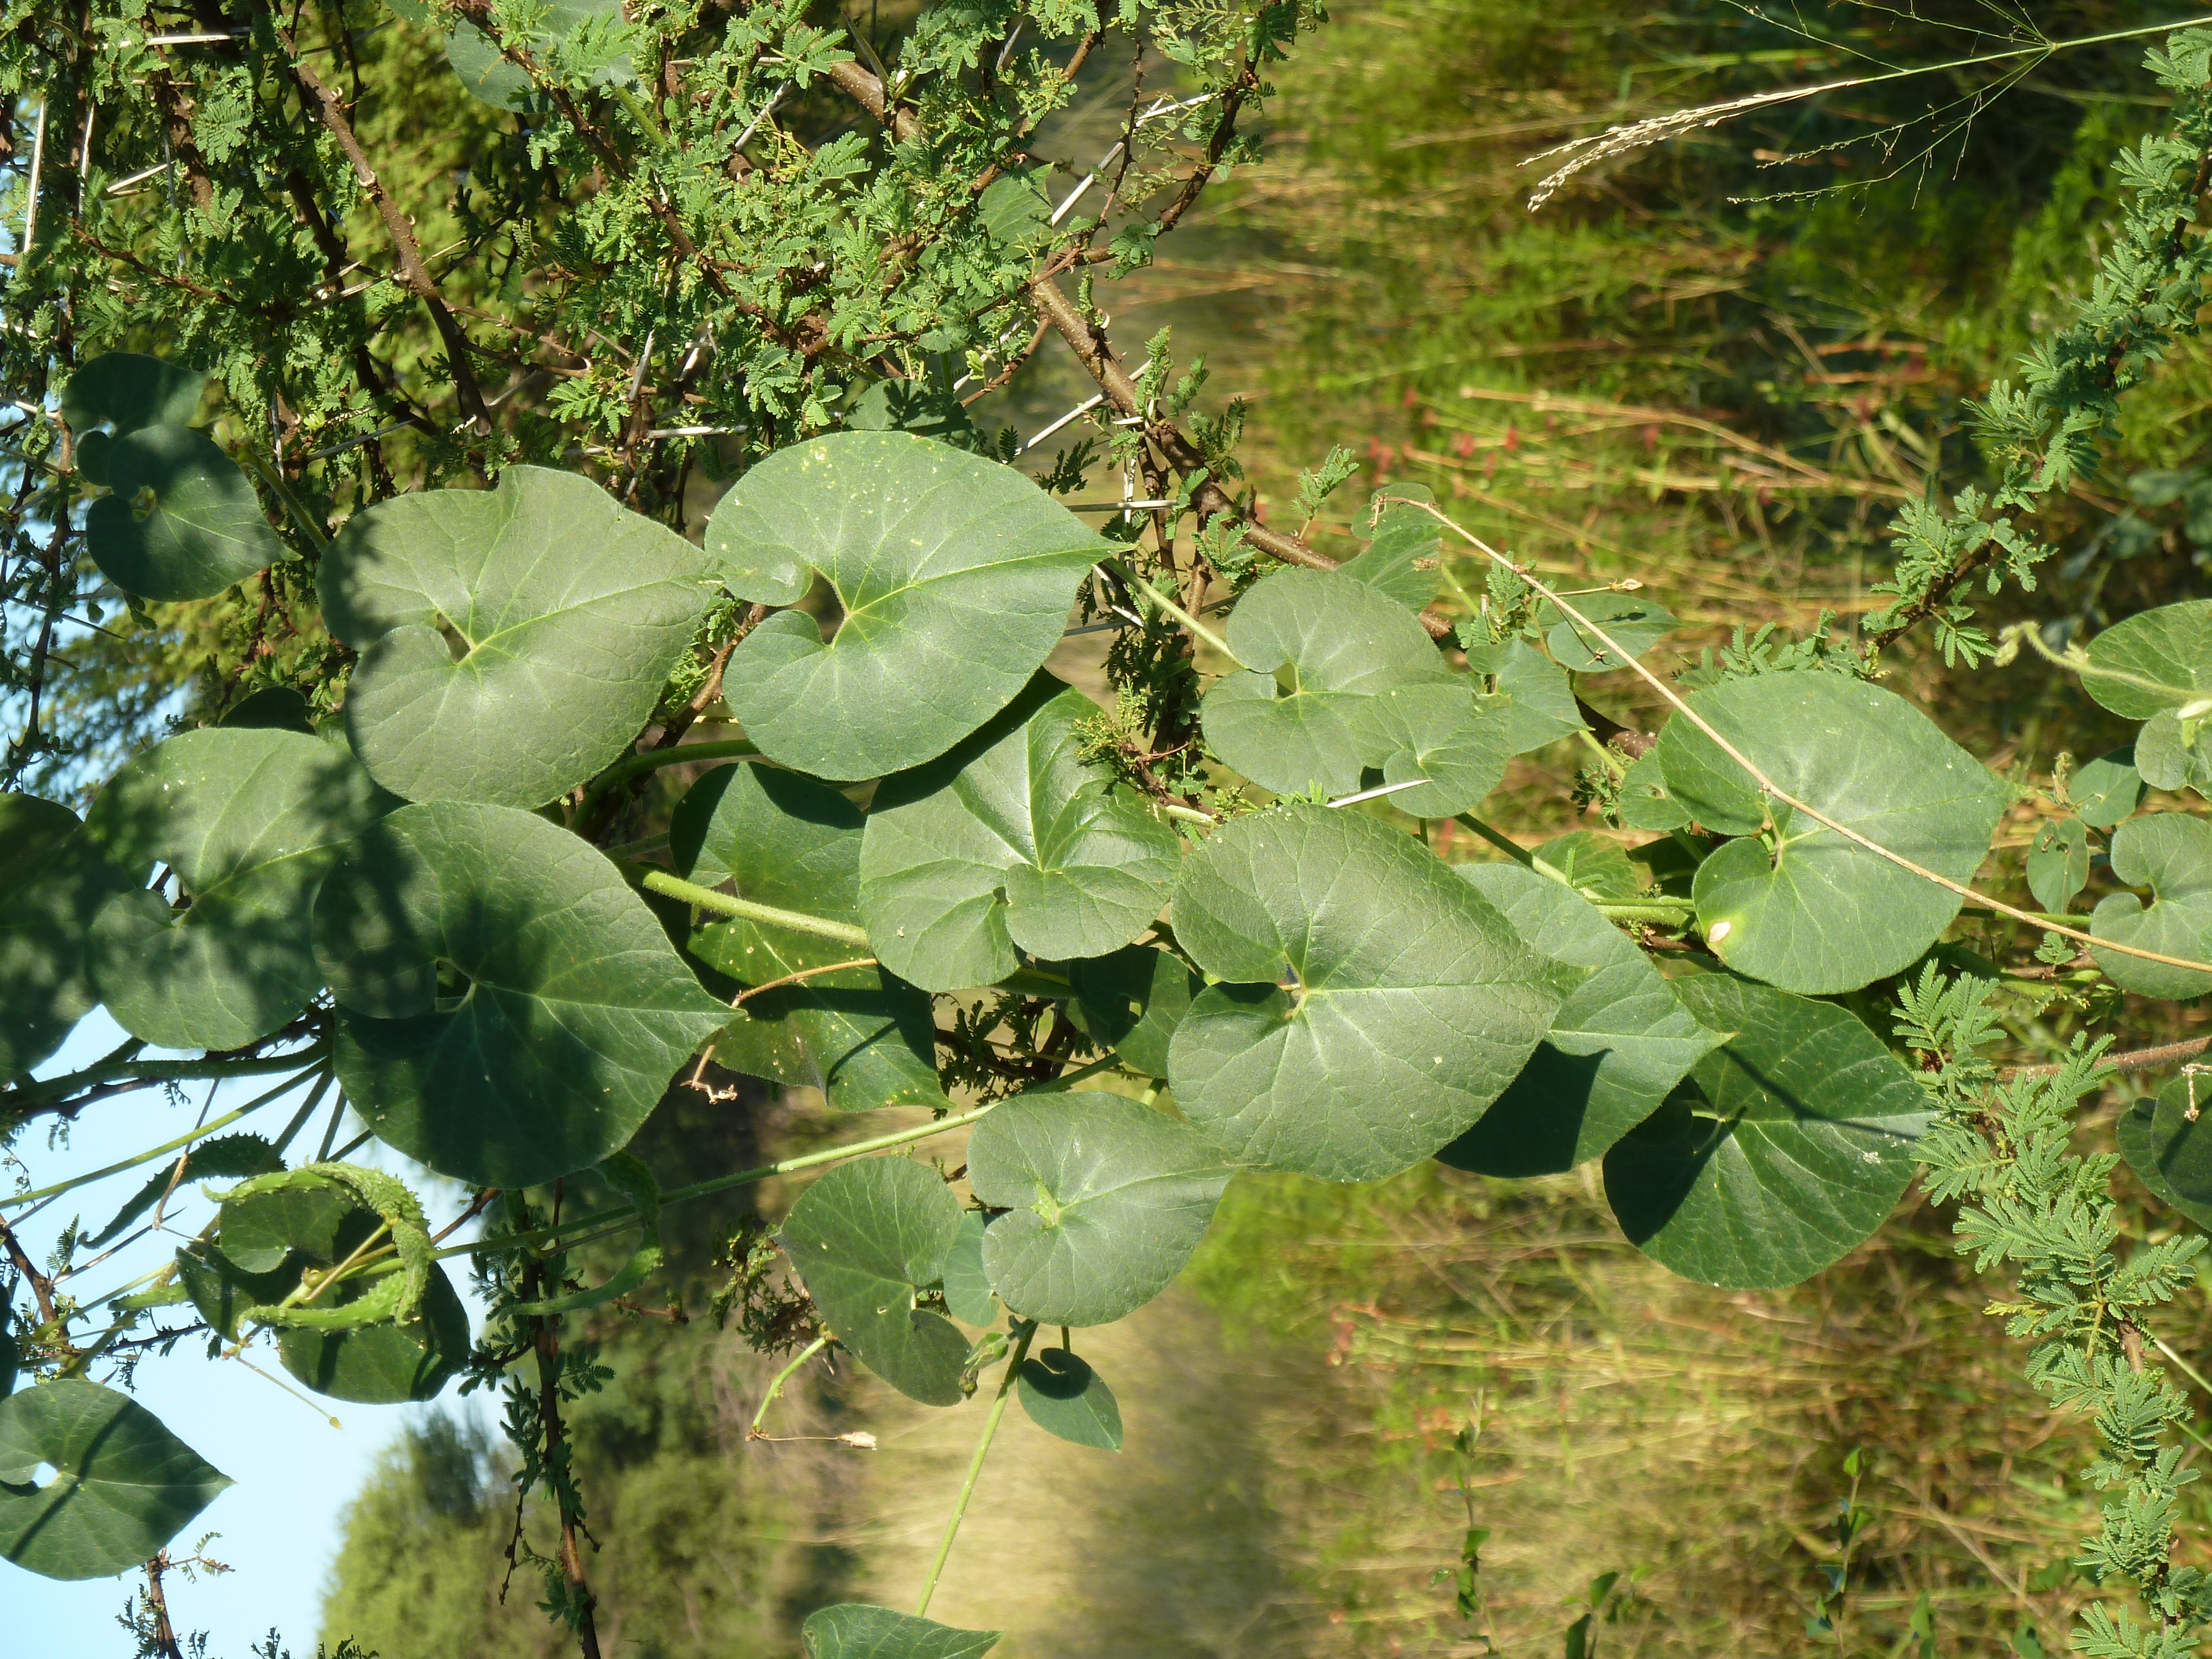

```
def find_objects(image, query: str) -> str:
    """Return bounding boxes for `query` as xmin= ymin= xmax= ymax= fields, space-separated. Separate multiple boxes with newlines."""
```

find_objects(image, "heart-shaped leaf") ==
xmin=860 ymin=681 xmax=1181 ymax=992
xmin=1615 ymin=751 xmax=1691 ymax=831
xmin=1065 ymin=946 xmax=1199 ymax=1078
xmin=969 ymin=1092 xmax=1232 ymax=1327
xmin=0 ymin=795 xmax=131 ymax=1081
xmin=801 ymin=1604 xmax=1000 ymax=1659
xmin=2073 ymin=748 xmax=2145 ymax=829
xmin=1657 ymin=673 xmax=2008 ymax=994
xmin=2090 ymin=813 xmax=2212 ymax=998
xmin=1017 ymin=1348 xmax=1123 ymax=1451
xmin=1436 ymin=864 xmax=1725 ymax=1177
xmin=1200 ymin=567 xmax=1449 ymax=796
xmin=1542 ymin=593 xmax=1677 ymax=672
xmin=86 ymin=728 xmax=392 ymax=1051
xmin=1369 ymin=681 xmax=1514 ymax=818
xmin=2027 ymin=818 xmax=2091 ymax=913
xmin=62 ymin=352 xmax=207 ymax=435
xmin=1601 ymin=974 xmax=1930 ymax=1290
xmin=779 ymin=1158 xmax=970 ymax=1406
xmin=1532 ymin=831 xmax=1643 ymax=899
xmin=1336 ymin=496 xmax=1445 ymax=612
xmin=1469 ymin=637 xmax=1585 ymax=756
xmin=320 ymin=465 xmax=712 ymax=808
xmin=0 ymin=1381 xmax=231 ymax=1580
xmin=2130 ymin=1072 xmax=2212 ymax=1207
xmin=673 ymin=763 xmax=945 ymax=1113
xmin=705 ymin=434 xmax=1107 ymax=780
xmin=2080 ymin=599 xmax=2212 ymax=718
xmin=315 ymin=801 xmax=730 ymax=1186
xmin=2135 ymin=705 xmax=2212 ymax=797
xmin=1166 ymin=805 xmax=1575 ymax=1181
xmin=2118 ymin=1088 xmax=2212 ymax=1228
xmin=85 ymin=424 xmax=283 ymax=602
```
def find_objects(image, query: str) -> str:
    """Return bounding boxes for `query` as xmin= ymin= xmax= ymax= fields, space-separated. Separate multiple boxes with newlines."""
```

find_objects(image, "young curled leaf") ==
xmin=508 ymin=1151 xmax=665 ymax=1317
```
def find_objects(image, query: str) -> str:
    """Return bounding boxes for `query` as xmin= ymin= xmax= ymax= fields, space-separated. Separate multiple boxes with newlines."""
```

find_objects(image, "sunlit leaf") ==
xmin=86 ymin=729 xmax=391 ymax=1051
xmin=970 ymin=1092 xmax=1232 ymax=1326
xmin=860 ymin=680 xmax=1181 ymax=992
xmin=84 ymin=424 xmax=283 ymax=602
xmin=2073 ymin=748 xmax=2144 ymax=829
xmin=1542 ymin=592 xmax=1676 ymax=672
xmin=1437 ymin=864 xmax=1724 ymax=1177
xmin=315 ymin=801 xmax=729 ymax=1186
xmin=2090 ymin=813 xmax=2212 ymax=998
xmin=1370 ymin=681 xmax=1514 ymax=818
xmin=1601 ymin=974 xmax=1929 ymax=1289
xmin=1469 ymin=636 xmax=1585 ymax=756
xmin=2080 ymin=599 xmax=2212 ymax=717
xmin=1658 ymin=674 xmax=2007 ymax=994
xmin=779 ymin=1159 xmax=970 ymax=1406
xmin=1167 ymin=805 xmax=1576 ymax=1181
xmin=1615 ymin=752 xmax=1690 ymax=831
xmin=320 ymin=465 xmax=712 ymax=808
xmin=801 ymin=1604 xmax=1000 ymax=1659
xmin=1017 ymin=1348 xmax=1123 ymax=1451
xmin=0 ymin=1381 xmax=231 ymax=1581
xmin=2027 ymin=818 xmax=2091 ymax=914
xmin=1335 ymin=495 xmax=1444 ymax=612
xmin=705 ymin=434 xmax=1106 ymax=780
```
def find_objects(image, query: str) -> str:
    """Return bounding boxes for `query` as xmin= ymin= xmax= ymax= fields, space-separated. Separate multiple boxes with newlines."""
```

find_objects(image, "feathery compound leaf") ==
xmin=86 ymin=728 xmax=392 ymax=1051
xmin=0 ymin=795 xmax=131 ymax=1081
xmin=315 ymin=802 xmax=729 ymax=1186
xmin=779 ymin=1159 xmax=971 ymax=1406
xmin=320 ymin=465 xmax=712 ymax=808
xmin=2090 ymin=813 xmax=2212 ymax=998
xmin=969 ymin=1092 xmax=1233 ymax=1327
xmin=1437 ymin=864 xmax=1724 ymax=1178
xmin=705 ymin=434 xmax=1107 ymax=780
xmin=1167 ymin=805 xmax=1576 ymax=1181
xmin=860 ymin=680 xmax=1181 ymax=992
xmin=0 ymin=1381 xmax=231 ymax=1580
xmin=674 ymin=762 xmax=945 ymax=1113
xmin=1602 ymin=975 xmax=1930 ymax=1289
xmin=801 ymin=1605 xmax=1001 ymax=1659
xmin=1200 ymin=566 xmax=1451 ymax=796
xmin=1017 ymin=1348 xmax=1124 ymax=1451
xmin=84 ymin=424 xmax=284 ymax=602
xmin=1658 ymin=674 xmax=2007 ymax=993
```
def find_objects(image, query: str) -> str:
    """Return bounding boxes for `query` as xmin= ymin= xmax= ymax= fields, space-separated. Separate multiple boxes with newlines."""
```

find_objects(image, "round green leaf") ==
xmin=0 ymin=795 xmax=130 ymax=1081
xmin=1600 ymin=974 xmax=1930 ymax=1289
xmin=1200 ymin=567 xmax=1449 ymax=796
xmin=1335 ymin=497 xmax=1444 ymax=612
xmin=86 ymin=728 xmax=391 ymax=1051
xmin=942 ymin=1211 xmax=1000 ymax=1327
xmin=779 ymin=1158 xmax=970 ymax=1406
xmin=2117 ymin=1093 xmax=2212 ymax=1229
xmin=1166 ymin=805 xmax=1576 ymax=1181
xmin=2133 ymin=1073 xmax=2212 ymax=1207
xmin=0 ymin=1381 xmax=231 ymax=1581
xmin=2027 ymin=818 xmax=2091 ymax=914
xmin=2090 ymin=813 xmax=2212 ymax=999
xmin=1615 ymin=751 xmax=1691 ymax=831
xmin=1542 ymin=593 xmax=1676 ymax=672
xmin=1017 ymin=1348 xmax=1123 ymax=1451
xmin=1658 ymin=674 xmax=2007 ymax=994
xmin=84 ymin=424 xmax=283 ymax=602
xmin=969 ymin=1093 xmax=1232 ymax=1327
xmin=62 ymin=352 xmax=207 ymax=435
xmin=2135 ymin=705 xmax=2212 ymax=797
xmin=315 ymin=801 xmax=730 ymax=1186
xmin=704 ymin=434 xmax=1107 ymax=780
xmin=1370 ymin=681 xmax=1514 ymax=819
xmin=801 ymin=1605 xmax=1001 ymax=1659
xmin=673 ymin=763 xmax=945 ymax=1113
xmin=860 ymin=681 xmax=1181 ymax=992
xmin=1436 ymin=864 xmax=1725 ymax=1178
xmin=2073 ymin=748 xmax=2145 ymax=829
xmin=1066 ymin=945 xmax=1199 ymax=1078
xmin=2080 ymin=599 xmax=2212 ymax=718
xmin=1466 ymin=635 xmax=1586 ymax=757
xmin=320 ymin=465 xmax=712 ymax=808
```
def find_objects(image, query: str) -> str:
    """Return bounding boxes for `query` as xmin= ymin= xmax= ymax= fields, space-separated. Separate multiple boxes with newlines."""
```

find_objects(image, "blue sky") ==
xmin=4 ymin=1013 xmax=498 ymax=1658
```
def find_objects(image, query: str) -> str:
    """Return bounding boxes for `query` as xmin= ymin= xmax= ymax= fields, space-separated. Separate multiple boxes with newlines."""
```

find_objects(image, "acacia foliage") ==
xmin=7 ymin=6 xmax=2212 ymax=1657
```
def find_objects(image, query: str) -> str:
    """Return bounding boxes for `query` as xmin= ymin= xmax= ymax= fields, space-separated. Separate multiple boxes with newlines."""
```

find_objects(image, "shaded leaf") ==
xmin=1167 ymin=805 xmax=1575 ymax=1181
xmin=62 ymin=352 xmax=206 ymax=435
xmin=2117 ymin=1094 xmax=2212 ymax=1229
xmin=970 ymin=1093 xmax=1232 ymax=1326
xmin=1532 ymin=831 xmax=1642 ymax=900
xmin=801 ymin=1604 xmax=1000 ymax=1659
xmin=0 ymin=795 xmax=131 ymax=1081
xmin=2090 ymin=813 xmax=2212 ymax=998
xmin=1658 ymin=674 xmax=2007 ymax=994
xmin=88 ymin=1133 xmax=282 ymax=1249
xmin=1601 ymin=975 xmax=1930 ymax=1289
xmin=705 ymin=434 xmax=1106 ymax=780
xmin=0 ymin=1381 xmax=231 ymax=1580
xmin=1437 ymin=864 xmax=1724 ymax=1177
xmin=445 ymin=0 xmax=637 ymax=109
xmin=1065 ymin=945 xmax=1199 ymax=1078
xmin=85 ymin=424 xmax=283 ymax=602
xmin=1018 ymin=1348 xmax=1123 ymax=1451
xmin=779 ymin=1159 xmax=969 ymax=1406
xmin=2135 ymin=705 xmax=2212 ymax=797
xmin=320 ymin=465 xmax=711 ymax=808
xmin=1615 ymin=752 xmax=1691 ymax=831
xmin=86 ymin=729 xmax=390 ymax=1051
xmin=860 ymin=680 xmax=1181 ymax=992
xmin=315 ymin=802 xmax=729 ymax=1186
xmin=1470 ymin=637 xmax=1585 ymax=755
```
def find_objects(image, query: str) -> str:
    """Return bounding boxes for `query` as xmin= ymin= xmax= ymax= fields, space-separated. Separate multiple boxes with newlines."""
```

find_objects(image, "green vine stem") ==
xmin=576 ymin=739 xmax=761 ymax=827
xmin=631 ymin=867 xmax=872 ymax=948
xmin=748 ymin=1335 xmax=832 ymax=1440
xmin=2 ymin=1044 xmax=330 ymax=1118
xmin=916 ymin=1320 xmax=1038 ymax=1619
